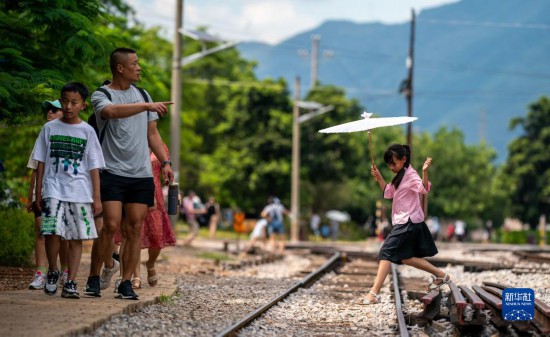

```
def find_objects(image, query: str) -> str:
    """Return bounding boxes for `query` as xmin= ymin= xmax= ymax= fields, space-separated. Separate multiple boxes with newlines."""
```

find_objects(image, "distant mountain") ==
xmin=238 ymin=0 xmax=550 ymax=163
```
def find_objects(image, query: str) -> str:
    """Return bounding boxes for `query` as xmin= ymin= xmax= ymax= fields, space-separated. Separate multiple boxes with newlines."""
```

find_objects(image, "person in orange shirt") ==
xmin=233 ymin=208 xmax=246 ymax=234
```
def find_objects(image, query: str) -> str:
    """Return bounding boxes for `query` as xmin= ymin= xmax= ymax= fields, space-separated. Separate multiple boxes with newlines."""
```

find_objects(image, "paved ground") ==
xmin=0 ymin=237 xmax=349 ymax=337
xmin=0 ymin=245 xmax=179 ymax=337
xmin=3 ymin=237 xmax=547 ymax=337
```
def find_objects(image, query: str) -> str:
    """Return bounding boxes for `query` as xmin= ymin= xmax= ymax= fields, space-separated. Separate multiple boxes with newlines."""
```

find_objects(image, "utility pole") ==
xmin=169 ymin=0 xmax=183 ymax=226
xmin=298 ymin=35 xmax=332 ymax=90
xmin=406 ymin=9 xmax=425 ymax=218
xmin=310 ymin=35 xmax=320 ymax=89
xmin=291 ymin=76 xmax=301 ymax=242
xmin=406 ymin=9 xmax=415 ymax=148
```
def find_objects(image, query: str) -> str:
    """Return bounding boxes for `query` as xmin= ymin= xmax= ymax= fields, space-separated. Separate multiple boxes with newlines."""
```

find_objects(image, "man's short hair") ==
xmin=109 ymin=47 xmax=137 ymax=74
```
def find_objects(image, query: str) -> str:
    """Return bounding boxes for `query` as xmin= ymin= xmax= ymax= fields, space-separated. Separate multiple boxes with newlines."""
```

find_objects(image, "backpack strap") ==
xmin=134 ymin=86 xmax=151 ymax=118
xmin=93 ymin=87 xmax=111 ymax=144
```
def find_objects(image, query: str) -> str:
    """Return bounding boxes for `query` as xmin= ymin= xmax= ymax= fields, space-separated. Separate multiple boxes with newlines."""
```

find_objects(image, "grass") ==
xmin=195 ymin=251 xmax=235 ymax=262
xmin=174 ymin=221 xmax=247 ymax=241
xmin=157 ymin=292 xmax=175 ymax=305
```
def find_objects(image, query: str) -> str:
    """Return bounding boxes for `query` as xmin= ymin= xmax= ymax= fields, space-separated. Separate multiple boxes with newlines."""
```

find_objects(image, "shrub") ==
xmin=0 ymin=207 xmax=34 ymax=266
xmin=496 ymin=229 xmax=550 ymax=245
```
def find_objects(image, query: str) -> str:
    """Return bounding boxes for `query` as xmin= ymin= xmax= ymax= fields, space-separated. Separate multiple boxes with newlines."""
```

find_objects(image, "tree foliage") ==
xmin=414 ymin=127 xmax=498 ymax=225
xmin=501 ymin=96 xmax=550 ymax=228
xmin=1 ymin=0 xmax=540 ymax=235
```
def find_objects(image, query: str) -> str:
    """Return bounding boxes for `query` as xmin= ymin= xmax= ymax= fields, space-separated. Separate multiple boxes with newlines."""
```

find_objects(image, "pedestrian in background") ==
xmin=26 ymin=99 xmax=70 ymax=290
xmin=261 ymin=197 xmax=291 ymax=255
xmin=310 ymin=210 xmax=321 ymax=238
xmin=182 ymin=190 xmax=206 ymax=246
xmin=205 ymin=196 xmax=221 ymax=239
xmin=131 ymin=144 xmax=176 ymax=288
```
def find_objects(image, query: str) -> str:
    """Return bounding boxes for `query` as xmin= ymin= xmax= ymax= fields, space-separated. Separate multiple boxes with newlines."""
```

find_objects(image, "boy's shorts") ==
xmin=268 ymin=220 xmax=285 ymax=235
xmin=40 ymin=198 xmax=98 ymax=240
xmin=100 ymin=171 xmax=154 ymax=206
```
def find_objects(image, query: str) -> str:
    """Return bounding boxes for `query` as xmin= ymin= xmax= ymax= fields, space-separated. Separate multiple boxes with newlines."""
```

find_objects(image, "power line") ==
xmin=182 ymin=77 xmax=550 ymax=99
xmin=418 ymin=18 xmax=550 ymax=30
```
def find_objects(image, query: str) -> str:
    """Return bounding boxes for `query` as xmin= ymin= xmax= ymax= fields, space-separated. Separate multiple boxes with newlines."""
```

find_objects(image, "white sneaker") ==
xmin=99 ymin=259 xmax=120 ymax=290
xmin=60 ymin=270 xmax=69 ymax=286
xmin=29 ymin=271 xmax=46 ymax=290
xmin=114 ymin=278 xmax=122 ymax=293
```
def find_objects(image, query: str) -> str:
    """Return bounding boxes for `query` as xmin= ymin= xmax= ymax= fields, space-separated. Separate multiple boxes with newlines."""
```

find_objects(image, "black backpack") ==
xmin=87 ymin=113 xmax=99 ymax=138
xmin=93 ymin=80 xmax=150 ymax=144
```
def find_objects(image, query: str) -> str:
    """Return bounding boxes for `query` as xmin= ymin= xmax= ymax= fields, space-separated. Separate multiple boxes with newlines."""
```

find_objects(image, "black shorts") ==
xmin=100 ymin=171 xmax=154 ymax=206
xmin=378 ymin=220 xmax=438 ymax=265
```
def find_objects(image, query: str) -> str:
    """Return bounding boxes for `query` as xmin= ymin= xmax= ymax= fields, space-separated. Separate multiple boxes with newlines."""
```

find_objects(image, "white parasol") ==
xmin=319 ymin=112 xmax=417 ymax=166
xmin=325 ymin=210 xmax=351 ymax=223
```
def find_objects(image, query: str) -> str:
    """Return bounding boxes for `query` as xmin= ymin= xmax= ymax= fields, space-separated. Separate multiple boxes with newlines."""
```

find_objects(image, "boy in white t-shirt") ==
xmin=33 ymin=82 xmax=105 ymax=299
xmin=26 ymin=100 xmax=71 ymax=290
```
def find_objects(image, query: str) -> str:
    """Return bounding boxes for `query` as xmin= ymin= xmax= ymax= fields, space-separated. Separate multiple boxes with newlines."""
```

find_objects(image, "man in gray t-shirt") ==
xmin=92 ymin=86 xmax=157 ymax=178
xmin=85 ymin=47 xmax=174 ymax=300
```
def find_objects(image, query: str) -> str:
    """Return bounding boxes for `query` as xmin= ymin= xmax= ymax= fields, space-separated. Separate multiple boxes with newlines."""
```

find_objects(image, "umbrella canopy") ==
xmin=326 ymin=210 xmax=350 ymax=222
xmin=318 ymin=112 xmax=418 ymax=166
xmin=319 ymin=113 xmax=417 ymax=134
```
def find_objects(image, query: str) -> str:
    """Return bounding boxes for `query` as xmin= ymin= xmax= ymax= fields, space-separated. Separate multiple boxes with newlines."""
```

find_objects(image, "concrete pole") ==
xmin=291 ymin=76 xmax=301 ymax=242
xmin=169 ymin=0 xmax=183 ymax=227
xmin=310 ymin=35 xmax=320 ymax=89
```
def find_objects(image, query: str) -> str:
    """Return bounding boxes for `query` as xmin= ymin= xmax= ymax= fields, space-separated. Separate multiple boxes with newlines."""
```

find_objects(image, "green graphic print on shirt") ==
xmin=49 ymin=135 xmax=87 ymax=175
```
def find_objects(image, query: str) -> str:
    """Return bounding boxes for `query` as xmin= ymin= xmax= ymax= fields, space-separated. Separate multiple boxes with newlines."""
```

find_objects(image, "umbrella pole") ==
xmin=368 ymin=130 xmax=374 ymax=167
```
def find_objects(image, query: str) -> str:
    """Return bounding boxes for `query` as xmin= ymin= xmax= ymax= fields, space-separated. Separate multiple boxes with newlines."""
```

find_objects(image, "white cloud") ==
xmin=131 ymin=0 xmax=460 ymax=44
xmin=239 ymin=1 xmax=317 ymax=44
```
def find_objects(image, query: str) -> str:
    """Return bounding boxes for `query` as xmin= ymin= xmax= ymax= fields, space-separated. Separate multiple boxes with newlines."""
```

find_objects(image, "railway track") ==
xmin=217 ymin=249 xmax=550 ymax=336
xmin=218 ymin=252 xmax=409 ymax=337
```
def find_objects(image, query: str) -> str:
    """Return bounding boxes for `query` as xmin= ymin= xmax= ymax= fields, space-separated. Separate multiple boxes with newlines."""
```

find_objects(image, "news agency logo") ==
xmin=502 ymin=288 xmax=535 ymax=321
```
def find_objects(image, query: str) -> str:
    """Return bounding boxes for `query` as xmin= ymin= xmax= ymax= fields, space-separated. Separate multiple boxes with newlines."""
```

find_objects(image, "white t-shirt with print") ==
xmin=32 ymin=119 xmax=105 ymax=203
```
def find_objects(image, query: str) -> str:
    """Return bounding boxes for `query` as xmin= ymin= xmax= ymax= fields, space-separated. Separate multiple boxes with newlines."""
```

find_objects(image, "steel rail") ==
xmin=216 ymin=252 xmax=342 ymax=337
xmin=391 ymin=263 xmax=411 ymax=337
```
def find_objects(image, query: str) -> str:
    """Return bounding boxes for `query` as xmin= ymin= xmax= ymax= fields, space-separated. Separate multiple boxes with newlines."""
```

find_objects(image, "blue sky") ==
xmin=130 ymin=0 xmax=459 ymax=44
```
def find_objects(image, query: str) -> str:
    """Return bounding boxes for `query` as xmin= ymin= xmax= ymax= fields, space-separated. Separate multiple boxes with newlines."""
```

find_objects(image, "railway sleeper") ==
xmin=483 ymin=282 xmax=550 ymax=333
xmin=457 ymin=285 xmax=486 ymax=326
xmin=411 ymin=289 xmax=441 ymax=326
xmin=448 ymin=283 xmax=469 ymax=326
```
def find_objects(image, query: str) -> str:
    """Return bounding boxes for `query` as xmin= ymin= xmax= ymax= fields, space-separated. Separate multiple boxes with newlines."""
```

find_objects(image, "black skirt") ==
xmin=378 ymin=220 xmax=438 ymax=265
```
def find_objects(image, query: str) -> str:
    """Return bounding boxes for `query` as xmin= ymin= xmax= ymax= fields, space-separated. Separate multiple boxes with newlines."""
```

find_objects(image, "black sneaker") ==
xmin=44 ymin=270 xmax=59 ymax=296
xmin=61 ymin=280 xmax=80 ymax=299
xmin=115 ymin=280 xmax=139 ymax=300
xmin=84 ymin=276 xmax=101 ymax=297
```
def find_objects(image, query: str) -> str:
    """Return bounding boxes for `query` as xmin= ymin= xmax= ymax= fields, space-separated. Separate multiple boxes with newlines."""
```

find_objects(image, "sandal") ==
xmin=427 ymin=273 xmax=451 ymax=291
xmin=356 ymin=290 xmax=381 ymax=305
xmin=147 ymin=267 xmax=158 ymax=287
xmin=131 ymin=277 xmax=142 ymax=289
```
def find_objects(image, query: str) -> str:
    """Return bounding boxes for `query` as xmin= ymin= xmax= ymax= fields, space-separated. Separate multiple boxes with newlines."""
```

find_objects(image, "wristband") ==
xmin=162 ymin=160 xmax=172 ymax=167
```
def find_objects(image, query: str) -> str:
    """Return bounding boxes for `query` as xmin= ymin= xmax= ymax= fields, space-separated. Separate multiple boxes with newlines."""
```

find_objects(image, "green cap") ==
xmin=41 ymin=100 xmax=62 ymax=113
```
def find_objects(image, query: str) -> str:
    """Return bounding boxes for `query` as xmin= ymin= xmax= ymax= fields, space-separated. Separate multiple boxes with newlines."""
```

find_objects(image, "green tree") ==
xmin=501 ymin=96 xmax=550 ymax=228
xmin=0 ymin=0 xmax=169 ymax=203
xmin=0 ymin=0 xmax=133 ymax=124
xmin=415 ymin=127 xmax=497 ymax=225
